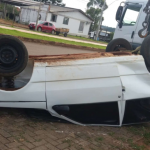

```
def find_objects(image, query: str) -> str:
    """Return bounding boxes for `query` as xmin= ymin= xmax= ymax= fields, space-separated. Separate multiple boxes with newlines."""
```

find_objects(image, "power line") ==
xmin=108 ymin=0 xmax=121 ymax=6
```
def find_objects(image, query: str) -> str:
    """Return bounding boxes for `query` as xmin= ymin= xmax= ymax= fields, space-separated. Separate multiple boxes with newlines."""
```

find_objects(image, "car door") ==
xmin=48 ymin=23 xmax=53 ymax=33
xmin=46 ymin=59 xmax=123 ymax=126
xmin=113 ymin=3 xmax=142 ymax=47
xmin=42 ymin=22 xmax=49 ymax=32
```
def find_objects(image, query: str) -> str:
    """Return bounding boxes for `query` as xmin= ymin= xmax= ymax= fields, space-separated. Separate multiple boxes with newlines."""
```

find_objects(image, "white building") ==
xmin=20 ymin=5 xmax=93 ymax=37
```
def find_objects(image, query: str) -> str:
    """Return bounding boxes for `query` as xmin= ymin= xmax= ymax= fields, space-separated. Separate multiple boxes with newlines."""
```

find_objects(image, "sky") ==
xmin=63 ymin=0 xmax=123 ymax=28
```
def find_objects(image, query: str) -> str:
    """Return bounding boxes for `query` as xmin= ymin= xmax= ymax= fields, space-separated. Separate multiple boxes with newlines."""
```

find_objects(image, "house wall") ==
xmin=20 ymin=5 xmax=49 ymax=24
xmin=47 ymin=12 xmax=92 ymax=37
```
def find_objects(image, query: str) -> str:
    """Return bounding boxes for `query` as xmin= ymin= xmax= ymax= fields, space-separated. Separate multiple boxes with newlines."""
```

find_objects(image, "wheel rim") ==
xmin=114 ymin=45 xmax=127 ymax=51
xmin=38 ymin=28 xmax=41 ymax=32
xmin=0 ymin=46 xmax=18 ymax=65
xmin=52 ymin=30 xmax=55 ymax=34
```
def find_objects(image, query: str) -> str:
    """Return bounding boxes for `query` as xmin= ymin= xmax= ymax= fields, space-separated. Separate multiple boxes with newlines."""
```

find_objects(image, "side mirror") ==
xmin=116 ymin=6 xmax=123 ymax=21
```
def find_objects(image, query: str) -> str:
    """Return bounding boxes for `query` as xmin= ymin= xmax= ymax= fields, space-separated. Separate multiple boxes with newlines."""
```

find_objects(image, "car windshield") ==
xmin=38 ymin=21 xmax=45 ymax=25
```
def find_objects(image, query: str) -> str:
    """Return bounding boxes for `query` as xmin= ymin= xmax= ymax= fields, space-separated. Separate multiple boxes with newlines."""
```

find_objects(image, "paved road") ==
xmin=0 ymin=25 xmax=107 ymax=47
xmin=0 ymin=108 xmax=147 ymax=150
xmin=23 ymin=41 xmax=95 ymax=55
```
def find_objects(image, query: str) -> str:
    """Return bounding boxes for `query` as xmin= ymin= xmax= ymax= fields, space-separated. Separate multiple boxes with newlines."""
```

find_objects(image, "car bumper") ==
xmin=29 ymin=26 xmax=35 ymax=29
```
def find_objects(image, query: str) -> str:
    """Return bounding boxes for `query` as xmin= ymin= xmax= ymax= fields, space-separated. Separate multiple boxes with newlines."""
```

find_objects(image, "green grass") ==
xmin=95 ymin=137 xmax=104 ymax=142
xmin=127 ymin=139 xmax=146 ymax=150
xmin=67 ymin=34 xmax=108 ymax=44
xmin=0 ymin=28 xmax=106 ymax=50
xmin=126 ymin=125 xmax=150 ymax=146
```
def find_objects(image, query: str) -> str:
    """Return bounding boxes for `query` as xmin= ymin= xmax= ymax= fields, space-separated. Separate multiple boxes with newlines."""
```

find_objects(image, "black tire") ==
xmin=0 ymin=35 xmax=28 ymax=77
xmin=38 ymin=27 xmax=42 ymax=32
xmin=64 ymin=33 xmax=67 ymax=37
xmin=51 ymin=30 xmax=55 ymax=35
xmin=141 ymin=35 xmax=150 ymax=67
xmin=106 ymin=38 xmax=132 ymax=52
xmin=56 ymin=31 xmax=60 ymax=35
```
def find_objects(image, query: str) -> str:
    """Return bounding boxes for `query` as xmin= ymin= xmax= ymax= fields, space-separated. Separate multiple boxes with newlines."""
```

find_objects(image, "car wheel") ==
xmin=56 ymin=31 xmax=60 ymax=35
xmin=0 ymin=35 xmax=28 ymax=77
xmin=106 ymin=38 xmax=132 ymax=52
xmin=52 ymin=30 xmax=55 ymax=35
xmin=64 ymin=33 xmax=67 ymax=37
xmin=38 ymin=27 xmax=42 ymax=32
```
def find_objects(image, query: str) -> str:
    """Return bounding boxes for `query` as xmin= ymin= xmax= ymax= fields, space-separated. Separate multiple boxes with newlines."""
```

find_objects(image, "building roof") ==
xmin=49 ymin=5 xmax=93 ymax=21
xmin=21 ymin=4 xmax=93 ymax=21
xmin=1 ymin=0 xmax=42 ymax=6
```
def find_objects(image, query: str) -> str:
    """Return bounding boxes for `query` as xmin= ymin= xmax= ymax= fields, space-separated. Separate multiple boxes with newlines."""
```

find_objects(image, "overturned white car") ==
xmin=0 ymin=35 xmax=150 ymax=126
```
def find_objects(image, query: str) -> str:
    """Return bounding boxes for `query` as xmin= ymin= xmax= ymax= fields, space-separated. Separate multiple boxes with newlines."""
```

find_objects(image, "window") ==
xmin=49 ymin=23 xmax=53 ymax=26
xmin=43 ymin=22 xmax=48 ymax=26
xmin=79 ymin=22 xmax=84 ymax=32
xmin=38 ymin=21 xmax=45 ymax=25
xmin=51 ymin=14 xmax=57 ymax=22
xmin=122 ymin=5 xmax=142 ymax=26
xmin=63 ymin=17 xmax=69 ymax=25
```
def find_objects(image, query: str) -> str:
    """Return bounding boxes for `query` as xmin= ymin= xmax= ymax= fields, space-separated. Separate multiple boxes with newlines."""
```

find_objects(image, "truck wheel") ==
xmin=64 ymin=33 xmax=67 ymax=37
xmin=56 ymin=31 xmax=60 ymax=35
xmin=141 ymin=35 xmax=150 ymax=67
xmin=106 ymin=38 xmax=132 ymax=52
xmin=0 ymin=35 xmax=28 ymax=77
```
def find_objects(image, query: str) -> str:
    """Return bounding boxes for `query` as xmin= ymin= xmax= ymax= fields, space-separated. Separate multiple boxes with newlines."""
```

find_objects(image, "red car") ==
xmin=28 ymin=21 xmax=56 ymax=34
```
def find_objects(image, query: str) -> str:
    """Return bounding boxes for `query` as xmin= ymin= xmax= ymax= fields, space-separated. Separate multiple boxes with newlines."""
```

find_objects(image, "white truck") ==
xmin=106 ymin=0 xmax=148 ymax=51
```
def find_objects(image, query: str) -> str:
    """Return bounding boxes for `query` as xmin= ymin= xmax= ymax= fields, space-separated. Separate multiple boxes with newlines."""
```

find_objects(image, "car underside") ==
xmin=0 ymin=42 xmax=150 ymax=127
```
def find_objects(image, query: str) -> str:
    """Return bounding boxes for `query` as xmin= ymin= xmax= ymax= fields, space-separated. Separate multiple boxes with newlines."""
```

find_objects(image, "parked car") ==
xmin=28 ymin=20 xmax=56 ymax=34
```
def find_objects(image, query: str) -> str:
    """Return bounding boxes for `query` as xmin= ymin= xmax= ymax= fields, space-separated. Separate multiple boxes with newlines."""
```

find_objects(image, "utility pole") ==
xmin=35 ymin=0 xmax=42 ymax=31
xmin=12 ymin=6 xmax=15 ymax=26
xmin=96 ymin=0 xmax=106 ymax=41
xmin=46 ymin=3 xmax=51 ymax=21
xmin=3 ymin=3 xmax=7 ymax=19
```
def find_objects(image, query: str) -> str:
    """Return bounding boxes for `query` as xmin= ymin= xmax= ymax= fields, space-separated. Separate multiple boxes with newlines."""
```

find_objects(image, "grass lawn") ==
xmin=0 ymin=28 xmax=106 ymax=50
xmin=67 ymin=34 xmax=108 ymax=44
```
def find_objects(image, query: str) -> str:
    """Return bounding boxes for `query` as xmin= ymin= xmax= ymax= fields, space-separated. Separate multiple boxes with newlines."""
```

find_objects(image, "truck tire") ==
xmin=64 ymin=33 xmax=67 ymax=37
xmin=141 ymin=35 xmax=150 ymax=67
xmin=56 ymin=31 xmax=60 ymax=35
xmin=106 ymin=38 xmax=132 ymax=52
xmin=0 ymin=35 xmax=28 ymax=77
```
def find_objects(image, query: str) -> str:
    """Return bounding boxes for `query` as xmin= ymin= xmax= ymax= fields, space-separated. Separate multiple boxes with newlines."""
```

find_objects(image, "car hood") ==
xmin=29 ymin=22 xmax=37 ymax=25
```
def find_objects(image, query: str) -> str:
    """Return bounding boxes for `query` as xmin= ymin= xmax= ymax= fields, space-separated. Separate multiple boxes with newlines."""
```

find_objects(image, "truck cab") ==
xmin=113 ymin=0 xmax=148 ymax=50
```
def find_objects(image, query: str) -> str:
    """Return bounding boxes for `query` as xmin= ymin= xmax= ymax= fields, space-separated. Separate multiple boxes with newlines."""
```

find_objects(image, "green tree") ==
xmin=110 ymin=32 xmax=114 ymax=40
xmin=0 ymin=3 xmax=20 ymax=16
xmin=86 ymin=7 xmax=102 ymax=31
xmin=86 ymin=0 xmax=108 ymax=32
xmin=87 ymin=0 xmax=107 ymax=10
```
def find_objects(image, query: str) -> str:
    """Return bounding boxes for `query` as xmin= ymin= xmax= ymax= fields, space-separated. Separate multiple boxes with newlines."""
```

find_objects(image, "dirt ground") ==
xmin=0 ymin=108 xmax=149 ymax=150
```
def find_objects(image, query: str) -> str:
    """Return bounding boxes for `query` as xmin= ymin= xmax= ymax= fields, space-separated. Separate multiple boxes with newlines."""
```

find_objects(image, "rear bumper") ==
xmin=28 ymin=25 xmax=35 ymax=29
